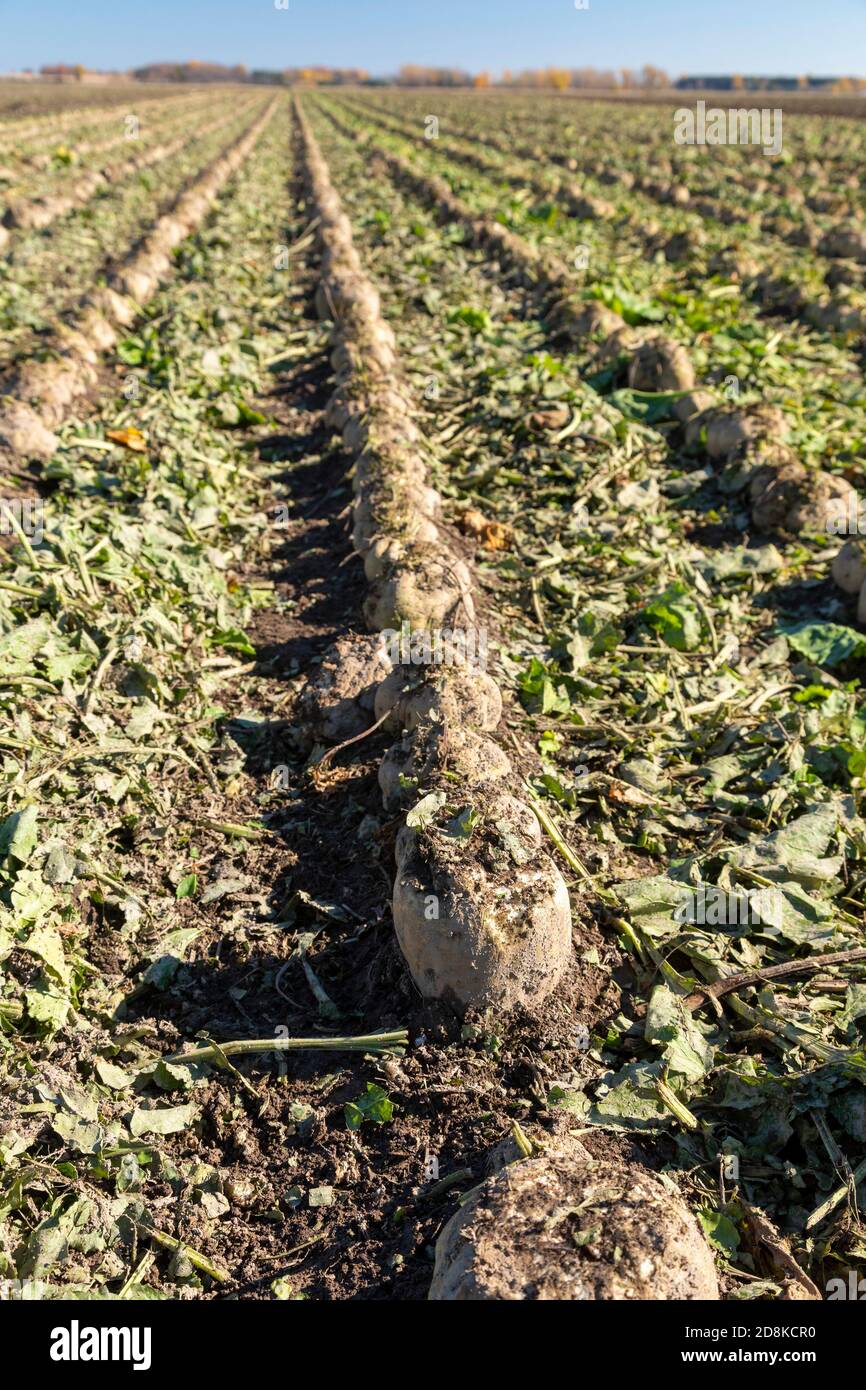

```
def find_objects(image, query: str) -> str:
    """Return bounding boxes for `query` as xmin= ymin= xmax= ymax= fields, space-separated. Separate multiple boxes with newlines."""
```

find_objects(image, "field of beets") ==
xmin=0 ymin=82 xmax=865 ymax=1303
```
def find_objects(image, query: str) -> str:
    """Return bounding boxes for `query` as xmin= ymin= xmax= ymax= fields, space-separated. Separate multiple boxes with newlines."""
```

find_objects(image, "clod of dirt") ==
xmin=752 ymin=273 xmax=807 ymax=315
xmin=393 ymin=792 xmax=571 ymax=1012
xmin=4 ymin=195 xmax=58 ymax=229
xmin=627 ymin=336 xmax=695 ymax=393
xmin=565 ymin=188 xmax=615 ymax=221
xmin=832 ymin=539 xmax=866 ymax=595
xmin=526 ymin=405 xmax=571 ymax=433
xmin=300 ymin=634 xmax=392 ymax=742
xmin=428 ymin=1153 xmax=720 ymax=1300
xmin=688 ymin=403 xmax=787 ymax=459
xmin=77 ymin=307 xmax=117 ymax=353
xmin=707 ymin=249 xmax=761 ymax=281
xmin=485 ymin=1116 xmax=592 ymax=1174
xmin=54 ymin=323 xmax=100 ymax=366
xmin=662 ymin=228 xmax=704 ymax=261
xmin=819 ymin=224 xmax=866 ymax=263
xmin=115 ymin=267 xmax=157 ymax=304
xmin=665 ymin=183 xmax=692 ymax=206
xmin=374 ymin=663 xmax=502 ymax=735
xmin=749 ymin=462 xmax=857 ymax=534
xmin=549 ymin=299 xmax=623 ymax=341
xmin=0 ymin=396 xmax=60 ymax=459
xmin=84 ymin=286 xmax=137 ymax=328
xmin=806 ymin=298 xmax=865 ymax=334
xmin=378 ymin=724 xmax=512 ymax=811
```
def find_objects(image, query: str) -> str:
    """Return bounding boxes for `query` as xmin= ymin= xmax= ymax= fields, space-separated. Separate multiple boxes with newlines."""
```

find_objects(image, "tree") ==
xmin=641 ymin=64 xmax=669 ymax=89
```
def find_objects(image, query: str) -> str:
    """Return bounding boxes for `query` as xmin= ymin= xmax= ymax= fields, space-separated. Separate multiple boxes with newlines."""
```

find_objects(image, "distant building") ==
xmin=675 ymin=74 xmax=857 ymax=91
xmin=37 ymin=65 xmax=122 ymax=83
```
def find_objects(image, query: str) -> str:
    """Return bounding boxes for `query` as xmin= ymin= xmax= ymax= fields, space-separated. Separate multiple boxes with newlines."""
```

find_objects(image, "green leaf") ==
xmin=594 ymin=285 xmax=666 ymax=325
xmin=447 ymin=806 xmax=480 ymax=838
xmin=206 ymin=626 xmax=256 ymax=657
xmin=0 ymin=619 xmax=53 ymax=676
xmin=129 ymin=1103 xmax=198 ymax=1138
xmin=698 ymin=1207 xmax=740 ymax=1255
xmin=25 ymin=980 xmax=71 ymax=1031
xmin=645 ymin=985 xmax=715 ymax=1081
xmin=640 ymin=583 xmax=702 ymax=652
xmin=608 ymin=388 xmax=686 ymax=423
xmin=95 ymin=1060 xmax=135 ymax=1090
xmin=782 ymin=621 xmax=866 ymax=668
xmin=344 ymin=1083 xmax=394 ymax=1131
xmin=448 ymin=305 xmax=490 ymax=333
xmin=175 ymin=873 xmax=198 ymax=900
xmin=0 ymin=805 xmax=39 ymax=862
xmin=406 ymin=791 xmax=447 ymax=830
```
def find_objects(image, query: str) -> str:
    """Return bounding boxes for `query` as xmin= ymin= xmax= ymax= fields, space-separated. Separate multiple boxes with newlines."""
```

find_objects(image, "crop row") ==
xmin=0 ymin=98 xmax=277 ymax=462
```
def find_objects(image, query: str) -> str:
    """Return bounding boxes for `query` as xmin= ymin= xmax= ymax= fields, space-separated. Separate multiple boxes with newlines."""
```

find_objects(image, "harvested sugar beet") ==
xmin=374 ymin=662 xmax=501 ymax=734
xmin=378 ymin=723 xmax=512 ymax=811
xmin=429 ymin=1154 xmax=719 ymax=1300
xmin=627 ymin=335 xmax=695 ymax=393
xmin=393 ymin=789 xmax=571 ymax=1011
xmin=832 ymin=538 xmax=866 ymax=595
xmin=749 ymin=461 xmax=857 ymax=534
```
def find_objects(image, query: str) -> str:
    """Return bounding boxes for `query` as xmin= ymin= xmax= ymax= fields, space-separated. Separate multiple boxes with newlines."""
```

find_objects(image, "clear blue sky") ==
xmin=2 ymin=0 xmax=865 ymax=78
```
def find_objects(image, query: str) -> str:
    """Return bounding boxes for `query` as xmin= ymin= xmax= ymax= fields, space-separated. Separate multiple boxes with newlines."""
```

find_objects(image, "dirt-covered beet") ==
xmin=392 ymin=791 xmax=572 ymax=1011
xmin=429 ymin=1153 xmax=720 ymax=1301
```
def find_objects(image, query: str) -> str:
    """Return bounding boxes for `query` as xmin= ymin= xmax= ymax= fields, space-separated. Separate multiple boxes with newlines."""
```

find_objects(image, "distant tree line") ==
xmin=32 ymin=62 xmax=866 ymax=92
xmin=132 ymin=62 xmax=369 ymax=84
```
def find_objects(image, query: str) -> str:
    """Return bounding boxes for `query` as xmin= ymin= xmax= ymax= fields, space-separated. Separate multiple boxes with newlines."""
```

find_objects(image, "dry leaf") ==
xmin=527 ymin=405 xmax=570 ymax=432
xmin=107 ymin=426 xmax=147 ymax=452
xmin=741 ymin=1202 xmax=822 ymax=1301
xmin=459 ymin=507 xmax=513 ymax=551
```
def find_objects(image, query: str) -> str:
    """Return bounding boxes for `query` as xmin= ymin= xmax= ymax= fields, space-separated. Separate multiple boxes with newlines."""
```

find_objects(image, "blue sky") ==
xmin=2 ymin=0 xmax=865 ymax=78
